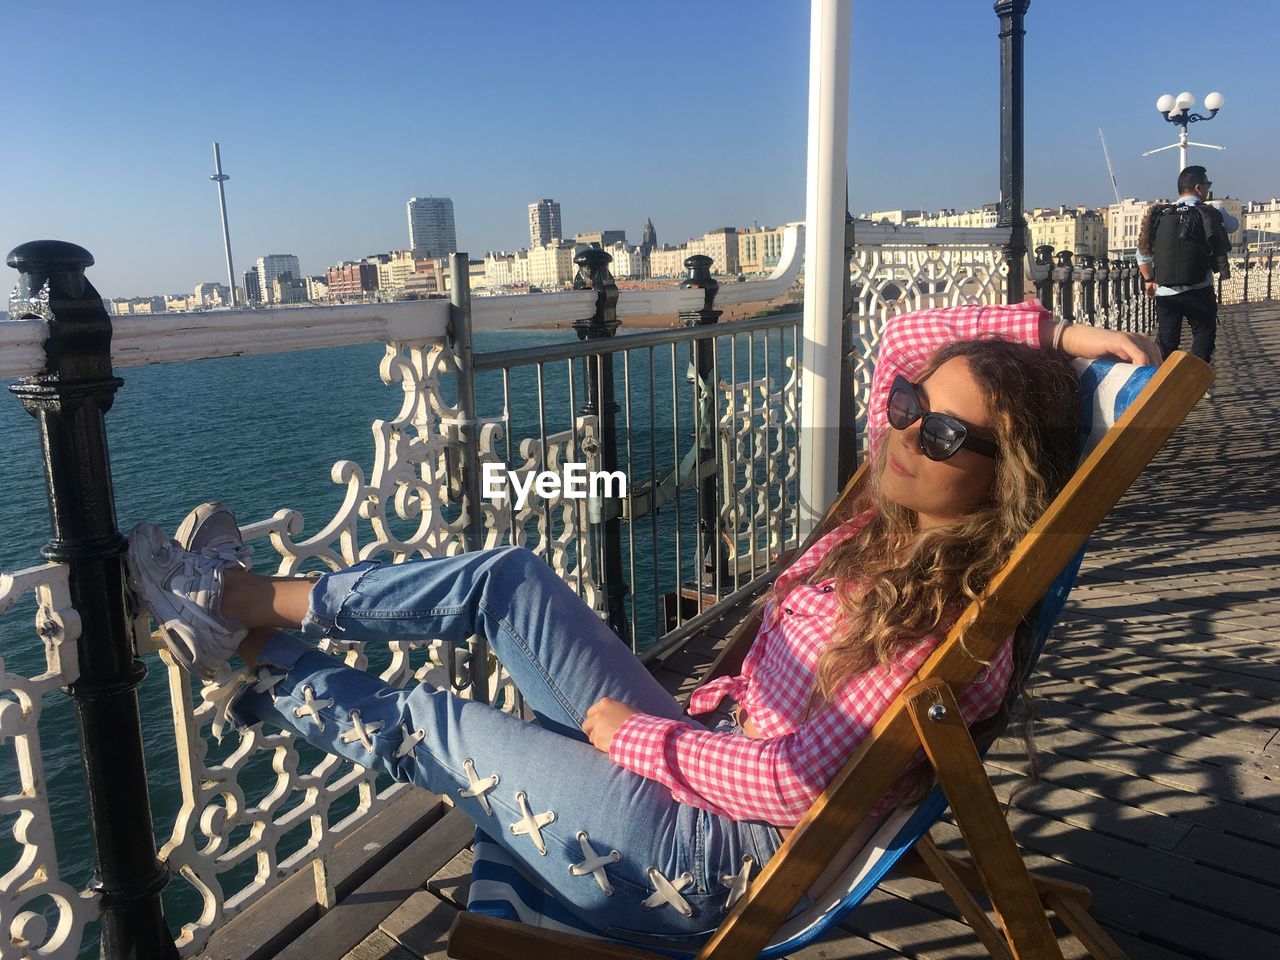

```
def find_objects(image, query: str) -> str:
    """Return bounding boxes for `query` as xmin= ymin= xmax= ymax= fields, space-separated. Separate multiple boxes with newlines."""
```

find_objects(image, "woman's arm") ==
xmin=595 ymin=634 xmax=1012 ymax=826
xmin=866 ymin=302 xmax=1048 ymax=452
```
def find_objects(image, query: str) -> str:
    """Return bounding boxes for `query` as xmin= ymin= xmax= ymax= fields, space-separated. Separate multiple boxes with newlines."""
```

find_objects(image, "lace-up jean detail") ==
xmin=226 ymin=546 xmax=784 ymax=940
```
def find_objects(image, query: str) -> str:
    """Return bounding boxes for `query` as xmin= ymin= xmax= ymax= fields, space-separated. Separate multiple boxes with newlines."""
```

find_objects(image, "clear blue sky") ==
xmin=3 ymin=0 xmax=1275 ymax=301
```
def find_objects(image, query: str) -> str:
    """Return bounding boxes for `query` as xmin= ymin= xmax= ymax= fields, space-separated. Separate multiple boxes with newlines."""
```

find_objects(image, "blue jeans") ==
xmin=229 ymin=545 xmax=785 ymax=941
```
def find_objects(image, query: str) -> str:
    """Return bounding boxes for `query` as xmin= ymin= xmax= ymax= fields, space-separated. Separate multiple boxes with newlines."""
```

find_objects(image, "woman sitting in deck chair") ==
xmin=126 ymin=303 xmax=1159 ymax=942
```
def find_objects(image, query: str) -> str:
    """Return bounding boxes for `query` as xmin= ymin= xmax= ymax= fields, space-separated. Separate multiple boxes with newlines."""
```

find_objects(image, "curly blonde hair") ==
xmin=773 ymin=338 xmax=1080 ymax=725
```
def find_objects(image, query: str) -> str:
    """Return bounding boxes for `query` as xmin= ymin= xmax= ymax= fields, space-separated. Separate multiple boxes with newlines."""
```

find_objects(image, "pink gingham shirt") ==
xmin=610 ymin=302 xmax=1050 ymax=827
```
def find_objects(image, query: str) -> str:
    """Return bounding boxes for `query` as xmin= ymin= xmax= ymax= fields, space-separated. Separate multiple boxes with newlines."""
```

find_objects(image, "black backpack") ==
xmin=1152 ymin=203 xmax=1228 ymax=286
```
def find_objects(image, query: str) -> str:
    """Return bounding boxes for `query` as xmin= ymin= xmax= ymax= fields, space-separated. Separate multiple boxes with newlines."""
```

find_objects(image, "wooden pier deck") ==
xmin=200 ymin=302 xmax=1280 ymax=960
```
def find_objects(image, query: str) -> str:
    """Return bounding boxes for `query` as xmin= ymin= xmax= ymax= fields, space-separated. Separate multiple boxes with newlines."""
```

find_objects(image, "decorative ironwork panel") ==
xmin=0 ymin=562 xmax=98 ymax=959
xmin=848 ymin=243 xmax=1008 ymax=458
xmin=717 ymin=354 xmax=800 ymax=575
xmin=149 ymin=338 xmax=602 ymax=954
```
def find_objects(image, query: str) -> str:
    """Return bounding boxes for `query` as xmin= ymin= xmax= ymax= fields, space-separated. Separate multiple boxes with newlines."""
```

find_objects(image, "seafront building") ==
xmin=1246 ymin=199 xmax=1280 ymax=249
xmin=574 ymin=230 xmax=626 ymax=247
xmin=407 ymin=196 xmax=457 ymax=259
xmin=326 ymin=261 xmax=379 ymax=299
xmin=737 ymin=224 xmax=788 ymax=274
xmin=527 ymin=241 xmax=576 ymax=288
xmin=1027 ymin=205 xmax=1106 ymax=259
xmin=528 ymin=198 xmax=562 ymax=247
xmin=193 ymin=282 xmax=231 ymax=307
xmin=255 ymin=254 xmax=302 ymax=305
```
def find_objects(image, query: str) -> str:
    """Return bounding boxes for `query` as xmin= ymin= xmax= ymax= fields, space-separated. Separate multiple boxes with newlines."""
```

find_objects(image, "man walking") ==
xmin=1137 ymin=166 xmax=1236 ymax=389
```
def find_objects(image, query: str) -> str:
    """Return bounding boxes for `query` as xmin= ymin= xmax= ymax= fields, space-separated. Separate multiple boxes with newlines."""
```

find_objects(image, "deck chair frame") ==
xmin=448 ymin=351 xmax=1211 ymax=960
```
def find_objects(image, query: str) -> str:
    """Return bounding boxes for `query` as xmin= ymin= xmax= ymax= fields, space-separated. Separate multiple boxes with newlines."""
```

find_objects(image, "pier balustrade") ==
xmin=4 ymin=225 xmax=1251 ymax=959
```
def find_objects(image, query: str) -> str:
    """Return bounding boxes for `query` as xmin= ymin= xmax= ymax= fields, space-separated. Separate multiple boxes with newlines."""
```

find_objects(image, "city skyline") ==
xmin=3 ymin=1 xmax=1279 ymax=302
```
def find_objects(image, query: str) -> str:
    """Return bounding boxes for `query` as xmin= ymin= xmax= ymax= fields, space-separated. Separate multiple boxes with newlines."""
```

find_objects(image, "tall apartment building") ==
xmin=242 ymin=268 xmax=261 ymax=305
xmin=1027 ymin=206 xmax=1106 ymax=259
xmin=256 ymin=254 xmax=301 ymax=305
xmin=407 ymin=197 xmax=457 ymax=258
xmin=529 ymin=199 xmax=562 ymax=248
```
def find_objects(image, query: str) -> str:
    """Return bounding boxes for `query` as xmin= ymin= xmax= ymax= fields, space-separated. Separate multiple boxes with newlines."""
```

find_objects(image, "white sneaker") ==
xmin=175 ymin=501 xmax=253 ymax=569
xmin=126 ymin=522 xmax=247 ymax=678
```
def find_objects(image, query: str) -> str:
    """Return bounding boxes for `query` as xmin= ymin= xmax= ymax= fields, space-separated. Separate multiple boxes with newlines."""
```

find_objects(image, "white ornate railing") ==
xmin=0 ymin=563 xmax=98 ymax=960
xmin=846 ymin=223 xmax=1010 ymax=456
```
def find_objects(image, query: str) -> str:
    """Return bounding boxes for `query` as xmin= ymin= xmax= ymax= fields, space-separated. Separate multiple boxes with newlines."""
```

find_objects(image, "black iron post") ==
xmin=995 ymin=0 xmax=1030 ymax=303
xmin=1076 ymin=254 xmax=1096 ymax=327
xmin=1095 ymin=256 xmax=1111 ymax=329
xmin=1267 ymin=252 xmax=1274 ymax=301
xmin=1242 ymin=247 xmax=1251 ymax=304
xmin=1053 ymin=250 xmax=1074 ymax=321
xmin=678 ymin=255 xmax=728 ymax=593
xmin=1033 ymin=245 xmax=1054 ymax=310
xmin=572 ymin=248 xmax=629 ymax=642
xmin=6 ymin=241 xmax=178 ymax=959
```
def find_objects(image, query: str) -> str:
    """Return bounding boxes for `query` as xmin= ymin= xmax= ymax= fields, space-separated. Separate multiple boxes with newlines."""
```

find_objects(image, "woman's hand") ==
xmin=583 ymin=697 xmax=640 ymax=754
xmin=1060 ymin=323 xmax=1162 ymax=367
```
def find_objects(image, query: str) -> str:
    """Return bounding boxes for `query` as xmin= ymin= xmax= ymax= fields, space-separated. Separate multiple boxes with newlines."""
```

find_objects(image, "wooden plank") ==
xmin=426 ymin=847 xmax=474 ymax=908
xmin=1030 ymin=676 xmax=1277 ymax=750
xmin=344 ymin=930 xmax=419 ymax=960
xmin=1028 ymin=698 xmax=1280 ymax=777
xmin=990 ymin=725 xmax=1280 ymax=811
xmin=275 ymin=804 xmax=472 ymax=960
xmin=930 ymin=821 xmax=1280 ymax=960
xmin=381 ymin=889 xmax=459 ymax=959
xmin=196 ymin=789 xmax=446 ymax=960
xmin=982 ymin=749 xmax=1280 ymax=849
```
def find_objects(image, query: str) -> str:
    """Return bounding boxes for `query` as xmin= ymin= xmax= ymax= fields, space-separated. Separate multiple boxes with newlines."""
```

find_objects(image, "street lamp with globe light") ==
xmin=1144 ymin=90 xmax=1226 ymax=174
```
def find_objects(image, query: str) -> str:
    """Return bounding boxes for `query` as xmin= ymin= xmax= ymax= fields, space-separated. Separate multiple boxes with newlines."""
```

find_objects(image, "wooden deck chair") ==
xmin=448 ymin=350 xmax=1212 ymax=960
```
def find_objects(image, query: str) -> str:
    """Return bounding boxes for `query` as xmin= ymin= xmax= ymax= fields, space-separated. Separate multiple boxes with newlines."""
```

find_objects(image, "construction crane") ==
xmin=1098 ymin=128 xmax=1122 ymax=204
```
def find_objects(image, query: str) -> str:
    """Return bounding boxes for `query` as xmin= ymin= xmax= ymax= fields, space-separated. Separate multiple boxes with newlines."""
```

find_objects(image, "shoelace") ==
xmin=569 ymin=831 xmax=620 ymax=895
xmin=394 ymin=724 xmax=425 ymax=759
xmin=720 ymin=854 xmax=754 ymax=911
xmin=509 ymin=791 xmax=555 ymax=855
xmin=457 ymin=759 xmax=499 ymax=815
xmin=338 ymin=710 xmax=383 ymax=753
xmin=198 ymin=541 xmax=255 ymax=570
xmin=292 ymin=685 xmax=334 ymax=730
xmin=642 ymin=868 xmax=694 ymax=917
xmin=201 ymin=665 xmax=288 ymax=741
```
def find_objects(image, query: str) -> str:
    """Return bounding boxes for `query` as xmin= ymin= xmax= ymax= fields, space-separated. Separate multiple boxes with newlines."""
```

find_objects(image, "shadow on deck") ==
xmin=199 ymin=303 xmax=1280 ymax=960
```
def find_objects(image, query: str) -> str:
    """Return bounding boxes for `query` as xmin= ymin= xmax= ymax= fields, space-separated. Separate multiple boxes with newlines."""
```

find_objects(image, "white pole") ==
xmin=1179 ymin=125 xmax=1188 ymax=174
xmin=211 ymin=143 xmax=238 ymax=307
xmin=797 ymin=0 xmax=851 ymax=538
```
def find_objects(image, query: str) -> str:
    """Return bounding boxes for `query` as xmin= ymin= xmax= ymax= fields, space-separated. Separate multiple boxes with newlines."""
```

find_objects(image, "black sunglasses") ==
xmin=886 ymin=375 xmax=999 ymax=461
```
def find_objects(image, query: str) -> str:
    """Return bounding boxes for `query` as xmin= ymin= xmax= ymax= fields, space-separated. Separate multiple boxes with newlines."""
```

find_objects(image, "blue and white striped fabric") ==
xmin=466 ymin=359 xmax=1158 ymax=958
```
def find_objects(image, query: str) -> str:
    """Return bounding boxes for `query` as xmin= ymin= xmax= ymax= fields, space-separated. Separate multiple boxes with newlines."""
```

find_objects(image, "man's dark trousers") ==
xmin=1155 ymin=285 xmax=1218 ymax=362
